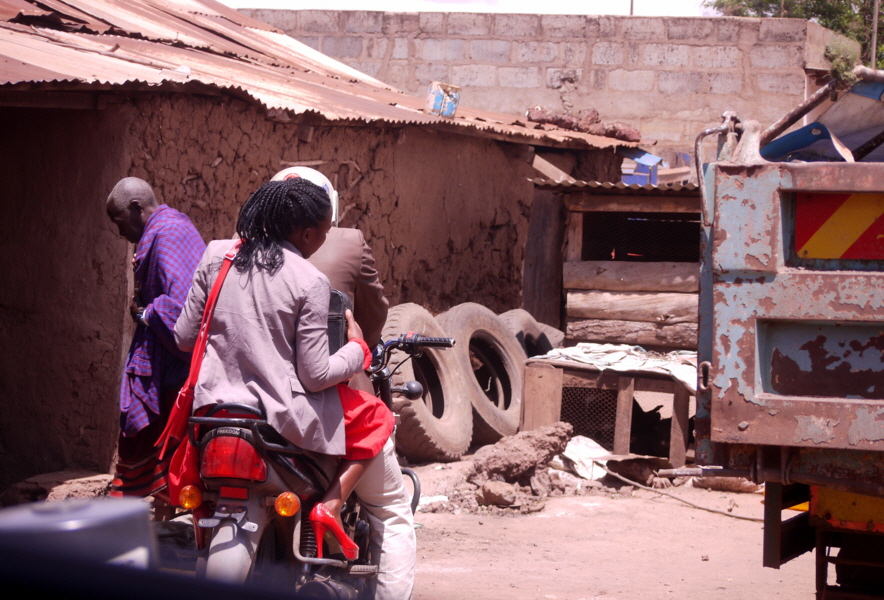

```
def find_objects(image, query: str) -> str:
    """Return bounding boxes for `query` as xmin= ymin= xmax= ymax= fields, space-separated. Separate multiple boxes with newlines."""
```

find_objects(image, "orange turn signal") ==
xmin=179 ymin=485 xmax=203 ymax=510
xmin=275 ymin=492 xmax=300 ymax=517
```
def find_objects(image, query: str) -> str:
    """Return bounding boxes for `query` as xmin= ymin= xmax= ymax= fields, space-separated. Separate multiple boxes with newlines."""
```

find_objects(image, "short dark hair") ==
xmin=234 ymin=178 xmax=331 ymax=274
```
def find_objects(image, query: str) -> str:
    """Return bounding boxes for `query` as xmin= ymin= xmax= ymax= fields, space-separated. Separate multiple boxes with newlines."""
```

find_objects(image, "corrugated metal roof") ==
xmin=0 ymin=0 xmax=634 ymax=150
xmin=531 ymin=177 xmax=699 ymax=193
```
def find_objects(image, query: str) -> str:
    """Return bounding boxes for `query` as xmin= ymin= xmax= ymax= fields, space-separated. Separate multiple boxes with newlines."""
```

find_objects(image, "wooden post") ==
xmin=564 ymin=209 xmax=583 ymax=262
xmin=669 ymin=385 xmax=691 ymax=467
xmin=521 ymin=363 xmax=564 ymax=431
xmin=613 ymin=376 xmax=635 ymax=455
xmin=522 ymin=190 xmax=565 ymax=328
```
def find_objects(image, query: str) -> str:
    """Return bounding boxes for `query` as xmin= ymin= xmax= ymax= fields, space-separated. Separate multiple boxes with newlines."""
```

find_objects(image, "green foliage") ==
xmin=703 ymin=0 xmax=881 ymax=67
xmin=825 ymin=42 xmax=860 ymax=85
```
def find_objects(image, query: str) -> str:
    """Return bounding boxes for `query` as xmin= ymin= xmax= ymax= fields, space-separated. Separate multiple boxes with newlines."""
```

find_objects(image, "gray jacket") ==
xmin=174 ymin=239 xmax=364 ymax=455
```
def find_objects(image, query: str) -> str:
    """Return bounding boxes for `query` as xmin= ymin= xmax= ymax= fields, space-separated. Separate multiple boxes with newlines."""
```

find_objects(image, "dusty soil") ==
xmin=407 ymin=459 xmax=818 ymax=600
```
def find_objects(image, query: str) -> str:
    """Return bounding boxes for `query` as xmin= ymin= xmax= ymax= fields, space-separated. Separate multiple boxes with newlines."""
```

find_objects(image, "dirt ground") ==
xmin=408 ymin=459 xmax=818 ymax=600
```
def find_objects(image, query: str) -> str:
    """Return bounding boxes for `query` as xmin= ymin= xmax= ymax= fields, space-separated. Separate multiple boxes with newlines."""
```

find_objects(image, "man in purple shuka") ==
xmin=105 ymin=177 xmax=205 ymax=517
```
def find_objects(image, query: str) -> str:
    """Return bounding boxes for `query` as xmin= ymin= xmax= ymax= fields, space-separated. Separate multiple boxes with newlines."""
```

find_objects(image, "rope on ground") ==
xmin=592 ymin=461 xmax=764 ymax=523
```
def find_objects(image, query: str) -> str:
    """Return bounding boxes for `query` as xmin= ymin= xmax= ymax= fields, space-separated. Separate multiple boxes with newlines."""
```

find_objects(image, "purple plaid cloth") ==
xmin=119 ymin=205 xmax=205 ymax=436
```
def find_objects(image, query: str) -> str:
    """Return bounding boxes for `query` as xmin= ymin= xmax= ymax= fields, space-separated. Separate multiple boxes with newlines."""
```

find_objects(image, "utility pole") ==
xmin=630 ymin=0 xmax=633 ymax=16
xmin=873 ymin=0 xmax=881 ymax=69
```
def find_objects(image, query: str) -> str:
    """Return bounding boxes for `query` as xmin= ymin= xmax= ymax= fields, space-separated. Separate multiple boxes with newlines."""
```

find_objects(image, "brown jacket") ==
xmin=308 ymin=227 xmax=389 ymax=345
xmin=174 ymin=239 xmax=364 ymax=455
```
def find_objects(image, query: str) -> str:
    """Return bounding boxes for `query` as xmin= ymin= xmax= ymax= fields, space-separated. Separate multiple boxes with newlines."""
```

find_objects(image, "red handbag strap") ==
xmin=156 ymin=240 xmax=241 ymax=456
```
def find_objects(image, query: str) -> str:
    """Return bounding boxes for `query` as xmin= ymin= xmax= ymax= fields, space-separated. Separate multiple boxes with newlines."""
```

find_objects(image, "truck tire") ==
xmin=437 ymin=303 xmax=528 ymax=446
xmin=382 ymin=303 xmax=472 ymax=462
xmin=498 ymin=309 xmax=564 ymax=357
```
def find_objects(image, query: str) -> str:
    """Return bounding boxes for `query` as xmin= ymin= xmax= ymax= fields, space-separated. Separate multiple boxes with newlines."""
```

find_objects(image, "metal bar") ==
xmin=873 ymin=0 xmax=880 ymax=69
xmin=760 ymin=80 xmax=838 ymax=147
xmin=657 ymin=467 xmax=749 ymax=478
xmin=851 ymin=127 xmax=884 ymax=160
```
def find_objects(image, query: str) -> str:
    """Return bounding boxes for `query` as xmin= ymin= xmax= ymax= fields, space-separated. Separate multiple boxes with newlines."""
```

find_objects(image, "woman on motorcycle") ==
xmin=174 ymin=177 xmax=394 ymax=559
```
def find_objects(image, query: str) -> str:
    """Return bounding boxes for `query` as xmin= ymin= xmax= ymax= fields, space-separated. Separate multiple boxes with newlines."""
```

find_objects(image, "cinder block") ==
xmin=499 ymin=66 xmax=543 ymax=88
xmin=494 ymin=14 xmax=539 ymax=37
xmin=358 ymin=61 xmax=383 ymax=78
xmin=717 ymin=20 xmax=740 ymax=42
xmin=321 ymin=36 xmax=363 ymax=59
xmin=547 ymin=68 xmax=582 ymax=90
xmin=623 ymin=18 xmax=664 ymax=41
xmin=760 ymin=19 xmax=806 ymax=42
xmin=628 ymin=42 xmax=640 ymax=64
xmin=750 ymin=45 xmax=801 ymax=69
xmin=666 ymin=18 xmax=713 ymax=40
xmin=300 ymin=11 xmax=339 ymax=34
xmin=415 ymin=63 xmax=450 ymax=86
xmin=563 ymin=43 xmax=586 ymax=65
xmin=451 ymin=64 xmax=498 ymax=87
xmin=344 ymin=11 xmax=384 ymax=33
xmin=367 ymin=37 xmax=389 ymax=59
xmin=541 ymin=15 xmax=587 ymax=38
xmin=658 ymin=71 xmax=706 ymax=94
xmin=709 ymin=72 xmax=742 ymax=95
xmin=241 ymin=9 xmax=298 ymax=31
xmin=756 ymin=72 xmax=805 ymax=94
xmin=591 ymin=42 xmax=625 ymax=65
xmin=598 ymin=16 xmax=618 ymax=38
xmin=418 ymin=38 xmax=467 ymax=62
xmin=448 ymin=12 xmax=492 ymax=35
xmin=392 ymin=38 xmax=409 ymax=60
xmin=515 ymin=41 xmax=560 ymax=63
xmin=592 ymin=69 xmax=607 ymax=89
xmin=642 ymin=44 xmax=691 ymax=67
xmin=383 ymin=12 xmax=419 ymax=35
xmin=608 ymin=69 xmax=656 ymax=92
xmin=387 ymin=63 xmax=413 ymax=91
xmin=470 ymin=40 xmax=511 ymax=62
xmin=419 ymin=12 xmax=445 ymax=34
xmin=296 ymin=36 xmax=320 ymax=52
xmin=694 ymin=46 xmax=741 ymax=69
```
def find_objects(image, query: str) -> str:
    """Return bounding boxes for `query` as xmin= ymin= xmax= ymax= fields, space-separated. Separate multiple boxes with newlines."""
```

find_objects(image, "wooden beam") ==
xmin=563 ymin=260 xmax=699 ymax=293
xmin=521 ymin=363 xmax=564 ymax=431
xmin=564 ymin=194 xmax=700 ymax=213
xmin=532 ymin=154 xmax=574 ymax=183
xmin=566 ymin=318 xmax=698 ymax=349
xmin=564 ymin=210 xmax=583 ymax=262
xmin=614 ymin=376 xmax=635 ymax=455
xmin=562 ymin=371 xmax=675 ymax=394
xmin=566 ymin=290 xmax=698 ymax=324
xmin=668 ymin=386 xmax=692 ymax=467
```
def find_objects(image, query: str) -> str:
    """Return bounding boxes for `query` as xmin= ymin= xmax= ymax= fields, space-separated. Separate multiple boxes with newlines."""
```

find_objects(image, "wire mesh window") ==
xmin=580 ymin=211 xmax=701 ymax=263
xmin=560 ymin=387 xmax=618 ymax=451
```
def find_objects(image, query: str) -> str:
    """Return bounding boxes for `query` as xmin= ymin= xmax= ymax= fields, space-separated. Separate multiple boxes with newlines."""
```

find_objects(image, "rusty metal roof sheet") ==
xmin=0 ymin=0 xmax=633 ymax=150
xmin=531 ymin=177 xmax=699 ymax=193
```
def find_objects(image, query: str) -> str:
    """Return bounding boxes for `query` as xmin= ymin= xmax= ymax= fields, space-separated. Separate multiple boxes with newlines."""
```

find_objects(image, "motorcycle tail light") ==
xmin=179 ymin=485 xmax=203 ymax=510
xmin=275 ymin=492 xmax=300 ymax=517
xmin=201 ymin=436 xmax=267 ymax=481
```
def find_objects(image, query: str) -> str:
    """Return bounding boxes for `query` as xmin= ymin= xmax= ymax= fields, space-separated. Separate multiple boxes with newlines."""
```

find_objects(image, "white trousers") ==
xmin=354 ymin=437 xmax=416 ymax=600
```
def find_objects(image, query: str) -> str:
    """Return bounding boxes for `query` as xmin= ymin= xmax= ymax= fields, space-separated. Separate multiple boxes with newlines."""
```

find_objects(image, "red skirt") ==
xmin=337 ymin=384 xmax=394 ymax=460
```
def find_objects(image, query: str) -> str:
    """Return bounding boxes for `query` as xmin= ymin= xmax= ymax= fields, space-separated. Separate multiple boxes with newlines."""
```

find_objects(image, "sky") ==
xmin=221 ymin=0 xmax=714 ymax=17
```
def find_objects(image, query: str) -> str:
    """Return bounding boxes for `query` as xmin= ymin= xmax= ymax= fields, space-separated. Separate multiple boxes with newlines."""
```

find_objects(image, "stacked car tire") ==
xmin=381 ymin=303 xmax=563 ymax=463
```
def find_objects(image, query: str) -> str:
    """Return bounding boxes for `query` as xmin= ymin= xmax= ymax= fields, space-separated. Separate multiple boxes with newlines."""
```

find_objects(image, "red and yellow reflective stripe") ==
xmin=795 ymin=193 xmax=884 ymax=260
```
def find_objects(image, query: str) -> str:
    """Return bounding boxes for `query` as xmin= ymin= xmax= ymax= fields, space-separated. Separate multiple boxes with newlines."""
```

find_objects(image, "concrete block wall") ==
xmin=241 ymin=10 xmax=858 ymax=166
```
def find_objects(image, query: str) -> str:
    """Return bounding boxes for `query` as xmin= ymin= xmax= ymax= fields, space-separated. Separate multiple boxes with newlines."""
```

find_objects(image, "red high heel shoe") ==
xmin=310 ymin=502 xmax=359 ymax=560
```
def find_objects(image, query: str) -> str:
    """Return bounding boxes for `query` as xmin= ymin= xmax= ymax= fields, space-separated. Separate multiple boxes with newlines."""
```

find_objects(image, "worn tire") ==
xmin=437 ymin=303 xmax=528 ymax=446
xmin=498 ymin=309 xmax=564 ymax=357
xmin=382 ymin=303 xmax=472 ymax=462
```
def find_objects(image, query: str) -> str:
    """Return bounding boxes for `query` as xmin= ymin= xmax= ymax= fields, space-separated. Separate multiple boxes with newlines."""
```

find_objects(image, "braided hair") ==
xmin=234 ymin=178 xmax=331 ymax=274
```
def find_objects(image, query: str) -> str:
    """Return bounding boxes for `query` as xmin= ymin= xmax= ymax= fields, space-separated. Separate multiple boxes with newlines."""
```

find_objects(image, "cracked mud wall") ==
xmin=1 ymin=93 xmax=615 ymax=485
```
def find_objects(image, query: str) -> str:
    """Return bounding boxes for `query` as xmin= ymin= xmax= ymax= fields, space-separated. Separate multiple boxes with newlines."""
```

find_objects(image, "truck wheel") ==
xmin=498 ymin=309 xmax=563 ymax=357
xmin=438 ymin=303 xmax=528 ymax=446
xmin=382 ymin=303 xmax=472 ymax=462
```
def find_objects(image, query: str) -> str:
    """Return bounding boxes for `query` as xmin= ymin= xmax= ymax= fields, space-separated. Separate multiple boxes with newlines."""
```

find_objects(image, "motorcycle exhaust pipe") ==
xmin=298 ymin=577 xmax=360 ymax=600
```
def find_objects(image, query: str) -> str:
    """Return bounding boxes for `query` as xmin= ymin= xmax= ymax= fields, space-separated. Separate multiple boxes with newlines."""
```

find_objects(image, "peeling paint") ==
xmin=848 ymin=407 xmax=884 ymax=446
xmin=794 ymin=415 xmax=839 ymax=444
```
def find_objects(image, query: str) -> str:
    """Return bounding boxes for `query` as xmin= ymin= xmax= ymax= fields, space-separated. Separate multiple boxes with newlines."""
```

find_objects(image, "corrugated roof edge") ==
xmin=531 ymin=177 xmax=699 ymax=192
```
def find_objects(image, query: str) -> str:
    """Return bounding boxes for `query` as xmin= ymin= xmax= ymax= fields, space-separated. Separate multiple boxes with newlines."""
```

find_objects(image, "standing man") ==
xmin=271 ymin=167 xmax=412 ymax=600
xmin=106 ymin=177 xmax=205 ymax=513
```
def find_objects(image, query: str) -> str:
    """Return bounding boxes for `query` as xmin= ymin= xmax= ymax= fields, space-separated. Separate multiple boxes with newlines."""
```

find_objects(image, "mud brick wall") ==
xmin=241 ymin=11 xmax=858 ymax=166
xmin=0 ymin=95 xmax=619 ymax=486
